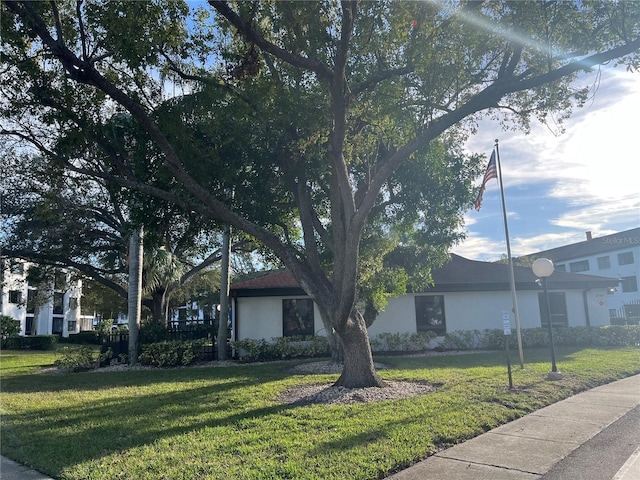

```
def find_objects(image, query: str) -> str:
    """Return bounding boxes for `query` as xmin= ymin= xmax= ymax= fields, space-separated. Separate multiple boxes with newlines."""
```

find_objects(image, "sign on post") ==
xmin=502 ymin=311 xmax=512 ymax=336
xmin=502 ymin=311 xmax=514 ymax=389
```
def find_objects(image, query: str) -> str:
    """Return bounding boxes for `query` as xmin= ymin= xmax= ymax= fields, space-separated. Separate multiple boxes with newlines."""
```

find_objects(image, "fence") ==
xmin=100 ymin=326 xmax=221 ymax=367
xmin=610 ymin=300 xmax=640 ymax=325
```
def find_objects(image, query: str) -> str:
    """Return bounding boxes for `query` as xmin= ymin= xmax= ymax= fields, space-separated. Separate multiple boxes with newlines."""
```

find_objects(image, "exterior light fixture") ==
xmin=532 ymin=258 xmax=562 ymax=379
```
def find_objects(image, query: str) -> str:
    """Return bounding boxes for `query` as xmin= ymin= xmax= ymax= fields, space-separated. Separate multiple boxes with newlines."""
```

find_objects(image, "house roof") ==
xmin=230 ymin=254 xmax=619 ymax=297
xmin=231 ymin=269 xmax=300 ymax=289
xmin=525 ymin=227 xmax=640 ymax=262
xmin=230 ymin=269 xmax=305 ymax=297
xmin=427 ymin=254 xmax=618 ymax=292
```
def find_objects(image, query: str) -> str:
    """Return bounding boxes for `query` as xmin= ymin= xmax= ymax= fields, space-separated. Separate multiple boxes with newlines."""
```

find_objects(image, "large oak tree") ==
xmin=2 ymin=1 xmax=639 ymax=387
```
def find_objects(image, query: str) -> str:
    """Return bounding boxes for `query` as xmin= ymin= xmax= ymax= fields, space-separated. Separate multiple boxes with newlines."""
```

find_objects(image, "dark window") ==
xmin=54 ymin=272 xmax=66 ymax=291
xmin=555 ymin=264 xmax=566 ymax=272
xmin=415 ymin=295 xmax=446 ymax=335
xmin=26 ymin=290 xmax=37 ymax=314
xmin=67 ymin=320 xmax=77 ymax=332
xmin=25 ymin=317 xmax=33 ymax=335
xmin=53 ymin=292 xmax=64 ymax=315
xmin=597 ymin=256 xmax=611 ymax=269
xmin=621 ymin=276 xmax=638 ymax=293
xmin=283 ymin=299 xmax=314 ymax=337
xmin=618 ymin=252 xmax=634 ymax=266
xmin=538 ymin=292 xmax=568 ymax=327
xmin=69 ymin=297 xmax=78 ymax=310
xmin=52 ymin=317 xmax=63 ymax=335
xmin=8 ymin=290 xmax=22 ymax=304
xmin=569 ymin=260 xmax=589 ymax=273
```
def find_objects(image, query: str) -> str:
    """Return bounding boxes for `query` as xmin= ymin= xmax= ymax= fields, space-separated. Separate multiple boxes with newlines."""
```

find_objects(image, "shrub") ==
xmin=1 ymin=314 xmax=21 ymax=339
xmin=27 ymin=335 xmax=59 ymax=350
xmin=95 ymin=319 xmax=114 ymax=339
xmin=232 ymin=338 xmax=278 ymax=362
xmin=55 ymin=346 xmax=100 ymax=372
xmin=138 ymin=339 xmax=206 ymax=367
xmin=479 ymin=329 xmax=507 ymax=350
xmin=139 ymin=322 xmax=169 ymax=345
xmin=66 ymin=331 xmax=101 ymax=345
xmin=520 ymin=328 xmax=549 ymax=348
xmin=594 ymin=325 xmax=639 ymax=346
xmin=232 ymin=336 xmax=331 ymax=362
xmin=442 ymin=330 xmax=482 ymax=350
xmin=371 ymin=331 xmax=437 ymax=352
xmin=3 ymin=336 xmax=23 ymax=350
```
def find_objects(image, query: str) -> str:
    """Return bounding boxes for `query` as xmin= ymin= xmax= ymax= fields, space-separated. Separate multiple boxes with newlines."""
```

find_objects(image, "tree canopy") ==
xmin=2 ymin=0 xmax=639 ymax=387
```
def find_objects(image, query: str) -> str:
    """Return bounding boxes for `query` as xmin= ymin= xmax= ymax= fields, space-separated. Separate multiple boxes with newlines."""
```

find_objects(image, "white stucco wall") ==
xmin=235 ymin=287 xmax=613 ymax=342
xmin=1 ymin=268 xmax=82 ymax=337
xmin=235 ymin=295 xmax=324 ymax=341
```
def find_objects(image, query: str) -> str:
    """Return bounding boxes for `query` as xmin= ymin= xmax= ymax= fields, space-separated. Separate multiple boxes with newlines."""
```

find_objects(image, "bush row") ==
xmin=438 ymin=325 xmax=640 ymax=351
xmin=54 ymin=346 xmax=115 ymax=372
xmin=232 ymin=335 xmax=331 ymax=363
xmin=59 ymin=331 xmax=103 ymax=345
xmin=2 ymin=334 xmax=59 ymax=350
xmin=44 ymin=324 xmax=640 ymax=372
xmin=138 ymin=339 xmax=209 ymax=367
xmin=369 ymin=331 xmax=437 ymax=352
xmin=230 ymin=325 xmax=639 ymax=362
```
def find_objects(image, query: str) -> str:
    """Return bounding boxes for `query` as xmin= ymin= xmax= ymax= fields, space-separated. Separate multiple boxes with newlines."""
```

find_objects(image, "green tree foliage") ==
xmin=0 ymin=314 xmax=20 ymax=338
xmin=2 ymin=0 xmax=639 ymax=387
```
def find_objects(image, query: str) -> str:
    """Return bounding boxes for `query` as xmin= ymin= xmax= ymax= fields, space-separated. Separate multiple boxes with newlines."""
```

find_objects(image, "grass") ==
xmin=1 ymin=346 xmax=639 ymax=480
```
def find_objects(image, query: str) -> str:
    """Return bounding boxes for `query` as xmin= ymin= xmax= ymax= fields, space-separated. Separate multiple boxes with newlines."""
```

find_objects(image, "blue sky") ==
xmin=454 ymin=66 xmax=640 ymax=261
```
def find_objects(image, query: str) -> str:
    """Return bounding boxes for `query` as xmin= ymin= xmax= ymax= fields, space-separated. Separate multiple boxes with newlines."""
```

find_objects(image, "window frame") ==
xmin=8 ymin=290 xmax=22 ymax=304
xmin=53 ymin=292 xmax=64 ymax=315
xmin=620 ymin=275 xmax=638 ymax=293
xmin=569 ymin=260 xmax=589 ymax=273
xmin=597 ymin=256 xmax=611 ymax=270
xmin=282 ymin=298 xmax=315 ymax=337
xmin=617 ymin=252 xmax=634 ymax=266
xmin=415 ymin=295 xmax=447 ymax=335
xmin=538 ymin=291 xmax=568 ymax=327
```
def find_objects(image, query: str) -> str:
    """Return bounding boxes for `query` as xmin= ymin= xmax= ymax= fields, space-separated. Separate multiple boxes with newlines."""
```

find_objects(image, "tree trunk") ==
xmin=217 ymin=223 xmax=231 ymax=360
xmin=328 ymin=329 xmax=343 ymax=364
xmin=149 ymin=288 xmax=168 ymax=325
xmin=128 ymin=227 xmax=143 ymax=364
xmin=333 ymin=310 xmax=385 ymax=388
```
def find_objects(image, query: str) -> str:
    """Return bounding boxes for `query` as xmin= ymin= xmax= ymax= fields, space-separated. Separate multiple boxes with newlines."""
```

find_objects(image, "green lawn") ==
xmin=1 ymin=347 xmax=639 ymax=480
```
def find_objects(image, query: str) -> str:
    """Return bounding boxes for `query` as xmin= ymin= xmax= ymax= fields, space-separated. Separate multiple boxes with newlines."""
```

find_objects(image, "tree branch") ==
xmin=207 ymin=0 xmax=334 ymax=80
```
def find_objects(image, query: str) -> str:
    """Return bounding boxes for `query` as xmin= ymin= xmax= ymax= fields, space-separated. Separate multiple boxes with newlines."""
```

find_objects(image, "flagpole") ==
xmin=495 ymin=139 xmax=525 ymax=369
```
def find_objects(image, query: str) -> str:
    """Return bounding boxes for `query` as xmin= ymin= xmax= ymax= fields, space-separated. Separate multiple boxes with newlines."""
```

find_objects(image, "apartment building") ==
xmin=528 ymin=228 xmax=640 ymax=322
xmin=1 ymin=259 xmax=93 ymax=337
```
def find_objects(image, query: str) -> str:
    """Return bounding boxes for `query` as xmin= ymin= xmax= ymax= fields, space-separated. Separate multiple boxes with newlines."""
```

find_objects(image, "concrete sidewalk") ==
xmin=387 ymin=374 xmax=640 ymax=480
xmin=2 ymin=374 xmax=639 ymax=480
xmin=0 ymin=456 xmax=54 ymax=480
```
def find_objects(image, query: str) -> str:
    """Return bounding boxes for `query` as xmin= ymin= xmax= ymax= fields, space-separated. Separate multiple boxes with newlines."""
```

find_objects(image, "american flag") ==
xmin=474 ymin=150 xmax=497 ymax=211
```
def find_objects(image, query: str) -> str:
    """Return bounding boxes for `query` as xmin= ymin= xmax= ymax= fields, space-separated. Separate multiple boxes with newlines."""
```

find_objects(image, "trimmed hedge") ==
xmin=435 ymin=325 xmax=640 ymax=351
xmin=233 ymin=335 xmax=331 ymax=363
xmin=229 ymin=326 xmax=638 ymax=363
xmin=138 ymin=339 xmax=208 ymax=367
xmin=369 ymin=331 xmax=437 ymax=352
xmin=3 ymin=335 xmax=59 ymax=350
xmin=63 ymin=331 xmax=102 ymax=345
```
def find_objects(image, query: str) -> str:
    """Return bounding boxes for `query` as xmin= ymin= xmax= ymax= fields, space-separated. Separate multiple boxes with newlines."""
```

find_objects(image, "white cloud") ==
xmin=458 ymin=66 xmax=640 ymax=259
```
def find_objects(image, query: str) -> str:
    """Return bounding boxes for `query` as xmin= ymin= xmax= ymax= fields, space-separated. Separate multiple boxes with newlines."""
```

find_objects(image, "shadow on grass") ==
xmin=1 ymin=366 xmax=301 ymax=476
xmin=375 ymin=347 xmax=588 ymax=371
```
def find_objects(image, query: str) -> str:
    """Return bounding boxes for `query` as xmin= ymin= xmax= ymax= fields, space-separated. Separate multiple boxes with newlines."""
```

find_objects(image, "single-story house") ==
xmin=229 ymin=255 xmax=619 ymax=343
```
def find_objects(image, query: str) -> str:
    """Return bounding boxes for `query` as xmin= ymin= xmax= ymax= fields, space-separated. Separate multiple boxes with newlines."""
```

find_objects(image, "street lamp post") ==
xmin=532 ymin=258 xmax=561 ymax=378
